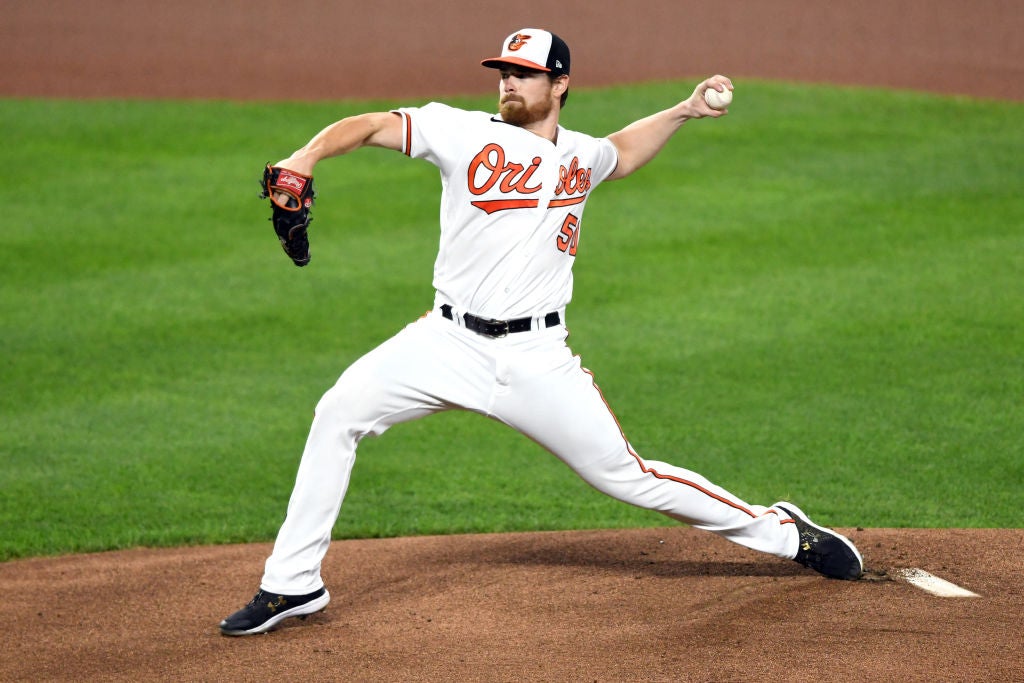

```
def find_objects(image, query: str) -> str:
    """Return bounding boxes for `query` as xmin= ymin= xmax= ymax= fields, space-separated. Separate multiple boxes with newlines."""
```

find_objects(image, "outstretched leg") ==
xmin=493 ymin=342 xmax=800 ymax=559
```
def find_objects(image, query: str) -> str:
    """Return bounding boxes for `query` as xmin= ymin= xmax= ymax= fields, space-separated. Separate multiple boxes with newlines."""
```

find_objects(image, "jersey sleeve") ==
xmin=588 ymin=136 xmax=620 ymax=187
xmin=391 ymin=102 xmax=469 ymax=172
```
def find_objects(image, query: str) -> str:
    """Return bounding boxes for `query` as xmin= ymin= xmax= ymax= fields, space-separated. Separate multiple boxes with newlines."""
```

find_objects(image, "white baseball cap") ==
xmin=481 ymin=29 xmax=570 ymax=76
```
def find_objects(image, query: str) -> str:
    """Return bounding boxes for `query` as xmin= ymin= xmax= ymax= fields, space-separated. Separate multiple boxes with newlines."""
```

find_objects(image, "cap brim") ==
xmin=480 ymin=57 xmax=550 ymax=72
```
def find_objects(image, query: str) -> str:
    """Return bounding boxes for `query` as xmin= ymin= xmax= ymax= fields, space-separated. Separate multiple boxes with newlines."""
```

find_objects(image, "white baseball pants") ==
xmin=261 ymin=309 xmax=798 ymax=594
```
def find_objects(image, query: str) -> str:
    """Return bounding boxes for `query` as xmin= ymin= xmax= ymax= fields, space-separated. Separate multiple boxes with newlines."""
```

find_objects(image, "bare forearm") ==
xmin=276 ymin=112 xmax=402 ymax=176
xmin=607 ymin=75 xmax=732 ymax=180
xmin=607 ymin=104 xmax=692 ymax=179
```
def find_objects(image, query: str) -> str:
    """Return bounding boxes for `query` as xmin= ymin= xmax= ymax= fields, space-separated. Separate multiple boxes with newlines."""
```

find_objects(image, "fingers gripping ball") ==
xmin=704 ymin=85 xmax=733 ymax=110
xmin=260 ymin=164 xmax=316 ymax=267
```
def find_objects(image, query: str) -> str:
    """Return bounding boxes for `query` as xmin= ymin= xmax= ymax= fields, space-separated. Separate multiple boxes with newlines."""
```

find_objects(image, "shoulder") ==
xmin=558 ymin=125 xmax=608 ymax=144
xmin=556 ymin=126 xmax=620 ymax=182
xmin=558 ymin=126 xmax=617 ymax=156
xmin=397 ymin=102 xmax=491 ymax=122
xmin=395 ymin=103 xmax=500 ymax=143
xmin=394 ymin=103 xmax=498 ymax=161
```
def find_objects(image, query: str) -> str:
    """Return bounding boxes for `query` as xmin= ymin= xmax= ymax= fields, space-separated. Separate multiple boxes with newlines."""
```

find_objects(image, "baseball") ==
xmin=704 ymin=86 xmax=733 ymax=110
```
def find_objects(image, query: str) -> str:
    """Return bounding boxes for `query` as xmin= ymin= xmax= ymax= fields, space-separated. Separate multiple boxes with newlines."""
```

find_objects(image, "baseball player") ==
xmin=220 ymin=28 xmax=863 ymax=636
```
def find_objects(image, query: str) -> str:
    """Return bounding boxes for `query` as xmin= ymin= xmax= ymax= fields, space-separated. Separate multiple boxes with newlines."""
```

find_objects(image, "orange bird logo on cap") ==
xmin=507 ymin=33 xmax=531 ymax=51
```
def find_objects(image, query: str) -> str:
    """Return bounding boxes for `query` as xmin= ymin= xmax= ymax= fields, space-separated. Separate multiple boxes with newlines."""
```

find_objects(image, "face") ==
xmin=498 ymin=67 xmax=562 ymax=126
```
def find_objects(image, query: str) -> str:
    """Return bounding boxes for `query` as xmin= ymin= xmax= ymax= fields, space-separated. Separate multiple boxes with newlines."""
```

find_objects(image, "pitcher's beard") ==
xmin=499 ymin=96 xmax=553 ymax=127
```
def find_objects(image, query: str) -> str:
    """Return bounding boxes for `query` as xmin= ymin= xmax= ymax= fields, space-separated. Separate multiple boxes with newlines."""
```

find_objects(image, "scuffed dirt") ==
xmin=2 ymin=528 xmax=1021 ymax=681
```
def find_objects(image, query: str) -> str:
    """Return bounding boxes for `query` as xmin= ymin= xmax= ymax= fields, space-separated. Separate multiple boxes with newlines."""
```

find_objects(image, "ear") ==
xmin=552 ymin=75 xmax=569 ymax=98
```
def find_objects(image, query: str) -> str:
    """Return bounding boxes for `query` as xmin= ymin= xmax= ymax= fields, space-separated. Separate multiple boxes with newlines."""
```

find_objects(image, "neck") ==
xmin=520 ymin=111 xmax=560 ymax=143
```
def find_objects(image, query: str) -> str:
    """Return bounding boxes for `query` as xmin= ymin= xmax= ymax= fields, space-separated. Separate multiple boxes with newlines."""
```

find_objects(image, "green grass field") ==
xmin=1 ymin=81 xmax=1021 ymax=561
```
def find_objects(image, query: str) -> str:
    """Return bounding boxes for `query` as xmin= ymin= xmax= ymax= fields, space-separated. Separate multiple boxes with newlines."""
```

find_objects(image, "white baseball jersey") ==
xmin=394 ymin=102 xmax=619 ymax=320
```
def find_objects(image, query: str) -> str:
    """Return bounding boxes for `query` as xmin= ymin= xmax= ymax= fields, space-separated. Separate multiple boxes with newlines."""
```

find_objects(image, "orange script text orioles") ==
xmin=468 ymin=143 xmax=593 ymax=214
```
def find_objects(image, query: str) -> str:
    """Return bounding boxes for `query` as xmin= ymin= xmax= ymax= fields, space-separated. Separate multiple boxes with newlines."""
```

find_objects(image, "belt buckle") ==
xmin=485 ymin=318 xmax=509 ymax=338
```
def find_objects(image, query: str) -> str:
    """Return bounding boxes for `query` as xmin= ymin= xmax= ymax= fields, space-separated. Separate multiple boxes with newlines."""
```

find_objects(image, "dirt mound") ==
xmin=2 ymin=527 xmax=1021 ymax=681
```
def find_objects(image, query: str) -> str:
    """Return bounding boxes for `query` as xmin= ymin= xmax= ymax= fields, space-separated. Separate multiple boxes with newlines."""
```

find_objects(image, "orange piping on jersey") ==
xmin=402 ymin=112 xmax=413 ymax=156
xmin=470 ymin=198 xmax=541 ymax=214
xmin=772 ymin=509 xmax=795 ymax=524
xmin=581 ymin=366 xmax=759 ymax=520
xmin=548 ymin=195 xmax=587 ymax=208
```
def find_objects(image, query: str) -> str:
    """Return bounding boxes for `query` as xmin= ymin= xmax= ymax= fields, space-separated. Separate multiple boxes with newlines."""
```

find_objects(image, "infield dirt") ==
xmin=3 ymin=1 xmax=1022 ymax=681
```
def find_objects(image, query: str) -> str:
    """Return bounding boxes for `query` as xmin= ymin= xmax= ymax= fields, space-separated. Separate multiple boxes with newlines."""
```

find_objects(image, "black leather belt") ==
xmin=440 ymin=304 xmax=560 ymax=338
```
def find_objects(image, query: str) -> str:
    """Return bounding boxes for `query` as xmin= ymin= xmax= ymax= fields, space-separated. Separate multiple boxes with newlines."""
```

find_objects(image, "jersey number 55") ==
xmin=556 ymin=213 xmax=581 ymax=256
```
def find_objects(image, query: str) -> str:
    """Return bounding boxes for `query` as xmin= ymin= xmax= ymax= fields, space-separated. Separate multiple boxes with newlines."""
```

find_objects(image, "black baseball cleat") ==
xmin=776 ymin=503 xmax=863 ymax=580
xmin=219 ymin=587 xmax=330 ymax=636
